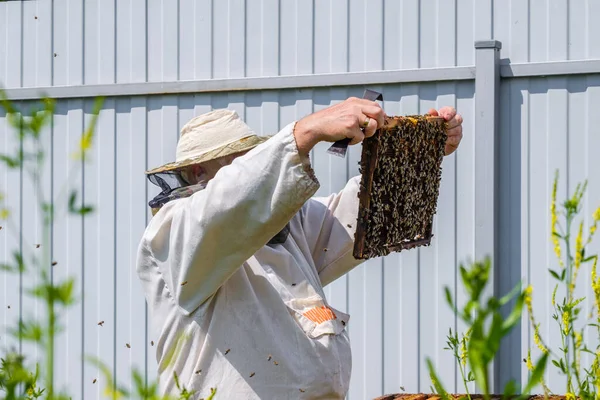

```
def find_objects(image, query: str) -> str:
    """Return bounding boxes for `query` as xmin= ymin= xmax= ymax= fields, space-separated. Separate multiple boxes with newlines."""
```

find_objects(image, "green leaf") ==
xmin=0 ymin=263 xmax=13 ymax=272
xmin=426 ymin=358 xmax=451 ymax=400
xmin=583 ymin=255 xmax=597 ymax=263
xmin=561 ymin=268 xmax=566 ymax=281
xmin=1 ymin=251 xmax=26 ymax=273
xmin=11 ymin=321 xmax=43 ymax=343
xmin=467 ymin=330 xmax=490 ymax=396
xmin=13 ymin=251 xmax=24 ymax=273
xmin=68 ymin=191 xmax=94 ymax=216
xmin=502 ymin=293 xmax=525 ymax=334
xmin=206 ymin=387 xmax=217 ymax=400
xmin=499 ymin=282 xmax=522 ymax=306
xmin=551 ymin=359 xmax=565 ymax=372
xmin=0 ymin=154 xmax=20 ymax=168
xmin=444 ymin=287 xmax=455 ymax=313
xmin=27 ymin=278 xmax=75 ymax=306
xmin=86 ymin=355 xmax=129 ymax=399
xmin=487 ymin=311 xmax=506 ymax=358
xmin=503 ymin=379 xmax=519 ymax=399
xmin=520 ymin=352 xmax=548 ymax=398
xmin=54 ymin=278 xmax=76 ymax=306
xmin=553 ymin=231 xmax=563 ymax=239
xmin=549 ymin=269 xmax=562 ymax=281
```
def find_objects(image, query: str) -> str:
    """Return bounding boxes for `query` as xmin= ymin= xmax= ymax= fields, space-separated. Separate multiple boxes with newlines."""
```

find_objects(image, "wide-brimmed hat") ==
xmin=145 ymin=109 xmax=271 ymax=175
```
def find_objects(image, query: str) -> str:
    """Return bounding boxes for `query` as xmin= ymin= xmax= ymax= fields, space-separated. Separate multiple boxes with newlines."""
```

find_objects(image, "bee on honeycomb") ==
xmin=353 ymin=115 xmax=447 ymax=260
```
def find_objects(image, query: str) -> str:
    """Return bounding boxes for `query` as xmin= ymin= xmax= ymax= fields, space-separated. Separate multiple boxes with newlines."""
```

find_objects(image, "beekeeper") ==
xmin=136 ymin=97 xmax=463 ymax=399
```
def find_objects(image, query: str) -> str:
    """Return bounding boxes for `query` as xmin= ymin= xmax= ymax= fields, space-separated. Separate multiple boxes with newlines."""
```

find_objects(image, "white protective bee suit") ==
xmin=136 ymin=121 xmax=365 ymax=399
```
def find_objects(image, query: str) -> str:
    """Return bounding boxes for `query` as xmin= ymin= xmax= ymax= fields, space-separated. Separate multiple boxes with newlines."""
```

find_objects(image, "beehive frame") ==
xmin=353 ymin=115 xmax=447 ymax=260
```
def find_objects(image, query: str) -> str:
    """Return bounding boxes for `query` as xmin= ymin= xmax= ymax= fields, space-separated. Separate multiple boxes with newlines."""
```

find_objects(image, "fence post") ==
xmin=474 ymin=39 xmax=502 ymax=393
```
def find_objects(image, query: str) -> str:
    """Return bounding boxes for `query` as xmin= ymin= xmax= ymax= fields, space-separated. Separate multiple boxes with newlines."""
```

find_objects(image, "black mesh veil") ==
xmin=147 ymin=170 xmax=201 ymax=210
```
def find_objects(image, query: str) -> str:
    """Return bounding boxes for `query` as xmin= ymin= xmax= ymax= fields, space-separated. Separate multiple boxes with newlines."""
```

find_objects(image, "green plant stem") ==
xmin=34 ymin=153 xmax=55 ymax=399
xmin=458 ymin=363 xmax=472 ymax=400
xmin=482 ymin=373 xmax=490 ymax=400
xmin=566 ymin=212 xmax=573 ymax=303
xmin=565 ymin=212 xmax=575 ymax=394
xmin=571 ymin=333 xmax=584 ymax=396
xmin=46 ymin=295 xmax=55 ymax=399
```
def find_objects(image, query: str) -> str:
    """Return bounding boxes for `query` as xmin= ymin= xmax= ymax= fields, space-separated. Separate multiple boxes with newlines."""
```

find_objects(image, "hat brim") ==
xmin=146 ymin=135 xmax=272 ymax=175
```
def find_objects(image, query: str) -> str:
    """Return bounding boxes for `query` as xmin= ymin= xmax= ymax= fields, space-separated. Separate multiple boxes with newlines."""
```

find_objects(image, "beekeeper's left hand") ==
xmin=429 ymin=107 xmax=463 ymax=156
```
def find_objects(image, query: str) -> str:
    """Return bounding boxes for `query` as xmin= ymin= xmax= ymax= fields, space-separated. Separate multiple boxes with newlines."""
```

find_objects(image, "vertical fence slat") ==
xmin=474 ymin=39 xmax=502 ymax=393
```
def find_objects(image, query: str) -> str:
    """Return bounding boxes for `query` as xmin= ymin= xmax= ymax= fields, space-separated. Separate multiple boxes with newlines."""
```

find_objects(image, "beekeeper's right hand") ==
xmin=293 ymin=97 xmax=386 ymax=157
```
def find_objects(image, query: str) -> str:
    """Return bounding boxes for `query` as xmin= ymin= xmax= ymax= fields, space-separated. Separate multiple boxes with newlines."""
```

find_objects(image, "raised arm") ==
xmin=138 ymin=123 xmax=318 ymax=314
xmin=137 ymin=98 xmax=386 ymax=315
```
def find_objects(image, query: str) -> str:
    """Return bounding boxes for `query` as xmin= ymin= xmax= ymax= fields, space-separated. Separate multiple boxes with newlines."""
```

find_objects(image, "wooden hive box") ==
xmin=353 ymin=115 xmax=447 ymax=260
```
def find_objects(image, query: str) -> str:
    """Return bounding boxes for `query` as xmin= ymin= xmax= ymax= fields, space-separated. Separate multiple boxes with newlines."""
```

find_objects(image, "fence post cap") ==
xmin=475 ymin=40 xmax=502 ymax=50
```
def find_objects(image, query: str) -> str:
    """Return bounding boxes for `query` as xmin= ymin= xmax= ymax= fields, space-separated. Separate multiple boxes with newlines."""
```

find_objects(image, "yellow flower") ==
xmin=592 ymin=257 xmax=600 ymax=320
xmin=460 ymin=330 xmax=470 ymax=367
xmin=551 ymin=177 xmax=564 ymax=267
xmin=566 ymin=392 xmax=576 ymax=400
xmin=575 ymin=331 xmax=583 ymax=349
xmin=552 ymin=285 xmax=558 ymax=307
xmin=534 ymin=325 xmax=548 ymax=353
xmin=575 ymin=221 xmax=583 ymax=266
xmin=592 ymin=352 xmax=600 ymax=393
xmin=525 ymin=350 xmax=534 ymax=371
xmin=72 ymin=129 xmax=95 ymax=160
xmin=594 ymin=206 xmax=600 ymax=222
xmin=524 ymin=285 xmax=533 ymax=314
xmin=562 ymin=311 xmax=570 ymax=335
xmin=553 ymin=242 xmax=563 ymax=267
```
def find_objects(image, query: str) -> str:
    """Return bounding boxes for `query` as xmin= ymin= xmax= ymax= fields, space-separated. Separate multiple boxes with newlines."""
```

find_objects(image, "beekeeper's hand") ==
xmin=294 ymin=97 xmax=386 ymax=157
xmin=428 ymin=107 xmax=463 ymax=156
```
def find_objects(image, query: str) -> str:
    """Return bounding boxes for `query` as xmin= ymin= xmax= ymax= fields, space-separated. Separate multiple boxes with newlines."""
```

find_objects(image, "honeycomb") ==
xmin=353 ymin=115 xmax=447 ymax=260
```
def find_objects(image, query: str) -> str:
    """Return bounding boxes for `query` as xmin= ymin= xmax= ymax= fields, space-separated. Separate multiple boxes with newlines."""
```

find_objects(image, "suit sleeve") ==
xmin=136 ymin=122 xmax=320 ymax=315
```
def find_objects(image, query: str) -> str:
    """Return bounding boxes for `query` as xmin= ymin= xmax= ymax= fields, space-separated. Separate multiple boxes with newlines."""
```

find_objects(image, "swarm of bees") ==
xmin=353 ymin=115 xmax=447 ymax=260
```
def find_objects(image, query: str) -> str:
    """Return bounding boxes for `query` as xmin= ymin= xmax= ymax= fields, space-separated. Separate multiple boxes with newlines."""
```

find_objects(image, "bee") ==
xmin=225 ymin=349 xmax=230 ymax=355
xmin=151 ymin=341 xmax=154 ymax=346
xmin=195 ymin=370 xmax=202 ymax=375
xmin=35 ymin=244 xmax=40 ymax=248
xmin=273 ymin=361 xmax=279 ymax=366
xmin=291 ymin=283 xmax=296 ymax=287
xmin=98 ymin=321 xmax=104 ymax=326
xmin=7 ymin=305 xmax=10 ymax=309
xmin=323 ymin=248 xmax=328 ymax=252
xmin=52 ymin=261 xmax=57 ymax=266
xmin=249 ymin=372 xmax=255 ymax=378
xmin=125 ymin=343 xmax=130 ymax=348
xmin=299 ymin=389 xmax=306 ymax=393
xmin=93 ymin=379 xmax=97 ymax=384
xmin=181 ymin=281 xmax=188 ymax=286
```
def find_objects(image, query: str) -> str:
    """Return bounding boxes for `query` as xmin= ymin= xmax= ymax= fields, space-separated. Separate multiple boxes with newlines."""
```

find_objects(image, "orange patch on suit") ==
xmin=303 ymin=306 xmax=337 ymax=324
